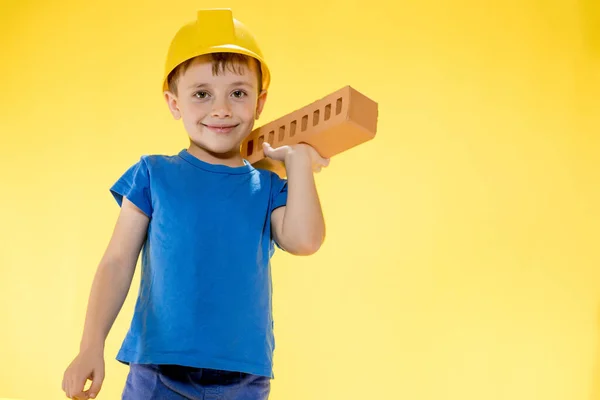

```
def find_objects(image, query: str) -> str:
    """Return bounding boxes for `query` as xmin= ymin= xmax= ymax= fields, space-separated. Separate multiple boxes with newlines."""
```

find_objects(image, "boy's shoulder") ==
xmin=137 ymin=152 xmax=182 ymax=165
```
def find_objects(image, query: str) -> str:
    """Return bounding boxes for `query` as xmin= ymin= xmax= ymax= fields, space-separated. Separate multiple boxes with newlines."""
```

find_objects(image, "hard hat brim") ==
xmin=162 ymin=46 xmax=271 ymax=93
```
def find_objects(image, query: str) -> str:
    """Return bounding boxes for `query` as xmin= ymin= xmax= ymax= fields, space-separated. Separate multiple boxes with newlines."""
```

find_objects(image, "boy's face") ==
xmin=164 ymin=55 xmax=267 ymax=162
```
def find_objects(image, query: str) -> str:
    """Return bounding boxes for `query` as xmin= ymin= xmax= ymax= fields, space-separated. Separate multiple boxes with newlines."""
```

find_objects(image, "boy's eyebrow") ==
xmin=188 ymin=81 xmax=254 ymax=89
xmin=229 ymin=81 xmax=254 ymax=88
xmin=188 ymin=83 xmax=208 ymax=89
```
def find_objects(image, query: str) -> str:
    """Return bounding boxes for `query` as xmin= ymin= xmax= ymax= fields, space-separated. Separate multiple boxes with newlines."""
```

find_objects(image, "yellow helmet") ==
xmin=162 ymin=9 xmax=271 ymax=93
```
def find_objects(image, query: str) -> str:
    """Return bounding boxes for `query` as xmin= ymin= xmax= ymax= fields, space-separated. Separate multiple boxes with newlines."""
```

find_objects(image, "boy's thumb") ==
xmin=87 ymin=373 xmax=105 ymax=398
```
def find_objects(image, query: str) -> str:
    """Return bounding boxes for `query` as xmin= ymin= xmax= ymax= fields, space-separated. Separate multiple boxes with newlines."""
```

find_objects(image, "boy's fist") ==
xmin=62 ymin=349 xmax=105 ymax=399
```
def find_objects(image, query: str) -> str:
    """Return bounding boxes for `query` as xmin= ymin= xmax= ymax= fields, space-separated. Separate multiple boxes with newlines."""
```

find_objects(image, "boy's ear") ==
xmin=164 ymin=91 xmax=182 ymax=120
xmin=255 ymin=90 xmax=268 ymax=120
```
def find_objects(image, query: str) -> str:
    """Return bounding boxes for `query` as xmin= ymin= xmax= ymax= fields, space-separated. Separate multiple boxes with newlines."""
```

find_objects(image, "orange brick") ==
xmin=241 ymin=86 xmax=378 ymax=177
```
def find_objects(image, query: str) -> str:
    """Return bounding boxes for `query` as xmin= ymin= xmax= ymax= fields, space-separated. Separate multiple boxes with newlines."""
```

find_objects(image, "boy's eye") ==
xmin=232 ymin=90 xmax=246 ymax=98
xmin=194 ymin=91 xmax=209 ymax=99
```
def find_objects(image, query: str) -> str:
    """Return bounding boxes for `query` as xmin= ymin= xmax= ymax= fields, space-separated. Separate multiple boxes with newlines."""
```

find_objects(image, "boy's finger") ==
xmin=66 ymin=378 xmax=73 ymax=398
xmin=262 ymin=142 xmax=274 ymax=157
xmin=262 ymin=142 xmax=290 ymax=162
xmin=69 ymin=377 xmax=85 ymax=399
xmin=72 ymin=391 xmax=89 ymax=400
xmin=316 ymin=157 xmax=329 ymax=167
xmin=86 ymin=374 xmax=105 ymax=399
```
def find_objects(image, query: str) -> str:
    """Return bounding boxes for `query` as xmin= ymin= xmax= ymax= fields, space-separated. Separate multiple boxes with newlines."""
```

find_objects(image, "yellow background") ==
xmin=1 ymin=0 xmax=599 ymax=399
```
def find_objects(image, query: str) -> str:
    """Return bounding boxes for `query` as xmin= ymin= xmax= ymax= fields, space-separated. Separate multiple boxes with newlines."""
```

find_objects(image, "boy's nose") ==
xmin=211 ymin=99 xmax=232 ymax=118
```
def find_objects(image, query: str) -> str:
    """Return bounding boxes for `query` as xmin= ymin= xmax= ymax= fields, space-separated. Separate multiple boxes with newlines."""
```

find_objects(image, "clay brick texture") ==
xmin=241 ymin=86 xmax=379 ymax=177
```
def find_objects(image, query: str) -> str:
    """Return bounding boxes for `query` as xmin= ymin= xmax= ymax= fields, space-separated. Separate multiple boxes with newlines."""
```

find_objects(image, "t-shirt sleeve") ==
xmin=270 ymin=173 xmax=288 ymax=212
xmin=109 ymin=156 xmax=153 ymax=217
xmin=270 ymin=173 xmax=288 ymax=252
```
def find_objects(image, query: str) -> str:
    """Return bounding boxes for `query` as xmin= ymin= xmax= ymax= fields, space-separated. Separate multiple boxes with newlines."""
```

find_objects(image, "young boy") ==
xmin=62 ymin=9 xmax=329 ymax=400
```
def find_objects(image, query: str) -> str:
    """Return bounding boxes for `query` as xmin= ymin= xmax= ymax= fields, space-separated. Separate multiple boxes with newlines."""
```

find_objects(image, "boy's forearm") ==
xmin=281 ymin=151 xmax=326 ymax=254
xmin=79 ymin=259 xmax=136 ymax=352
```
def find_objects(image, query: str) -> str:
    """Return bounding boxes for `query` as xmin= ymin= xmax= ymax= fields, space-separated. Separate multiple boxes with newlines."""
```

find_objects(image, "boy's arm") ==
xmin=79 ymin=197 xmax=149 ymax=351
xmin=266 ymin=143 xmax=329 ymax=256
xmin=63 ymin=197 xmax=149 ymax=399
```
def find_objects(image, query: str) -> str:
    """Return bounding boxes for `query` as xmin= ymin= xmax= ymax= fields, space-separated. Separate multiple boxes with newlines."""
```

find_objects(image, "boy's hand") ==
xmin=262 ymin=142 xmax=330 ymax=173
xmin=62 ymin=349 xmax=105 ymax=399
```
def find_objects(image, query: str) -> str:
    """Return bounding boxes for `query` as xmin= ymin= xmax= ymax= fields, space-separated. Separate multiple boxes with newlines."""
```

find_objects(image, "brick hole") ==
xmin=290 ymin=120 xmax=297 ymax=137
xmin=324 ymin=104 xmax=331 ymax=120
xmin=336 ymin=97 xmax=343 ymax=115
xmin=247 ymin=140 xmax=254 ymax=156
xmin=268 ymin=130 xmax=275 ymax=144
xmin=313 ymin=109 xmax=320 ymax=126
xmin=278 ymin=126 xmax=285 ymax=141
xmin=301 ymin=115 xmax=308 ymax=131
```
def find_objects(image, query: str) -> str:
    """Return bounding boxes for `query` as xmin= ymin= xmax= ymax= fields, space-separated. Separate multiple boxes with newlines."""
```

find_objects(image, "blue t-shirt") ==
xmin=109 ymin=149 xmax=288 ymax=378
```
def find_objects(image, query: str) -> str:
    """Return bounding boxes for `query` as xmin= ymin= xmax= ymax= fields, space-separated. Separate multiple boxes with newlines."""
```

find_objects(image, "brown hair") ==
xmin=167 ymin=53 xmax=263 ymax=95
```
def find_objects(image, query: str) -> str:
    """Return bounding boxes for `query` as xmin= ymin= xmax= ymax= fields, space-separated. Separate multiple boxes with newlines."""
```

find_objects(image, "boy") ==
xmin=62 ymin=9 xmax=329 ymax=400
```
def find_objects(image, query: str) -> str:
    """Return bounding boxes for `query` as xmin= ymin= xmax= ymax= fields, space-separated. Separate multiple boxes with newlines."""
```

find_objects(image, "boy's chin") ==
xmin=189 ymin=139 xmax=243 ymax=157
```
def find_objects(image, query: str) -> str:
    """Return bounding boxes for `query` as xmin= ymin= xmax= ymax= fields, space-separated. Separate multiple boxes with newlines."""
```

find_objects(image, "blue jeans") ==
xmin=122 ymin=364 xmax=271 ymax=400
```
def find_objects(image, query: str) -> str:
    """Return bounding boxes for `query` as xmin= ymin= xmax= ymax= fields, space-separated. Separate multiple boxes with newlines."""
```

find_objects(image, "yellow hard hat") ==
xmin=162 ymin=9 xmax=271 ymax=93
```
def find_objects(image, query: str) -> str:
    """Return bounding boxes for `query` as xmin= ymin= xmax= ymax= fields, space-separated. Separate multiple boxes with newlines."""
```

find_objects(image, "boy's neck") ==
xmin=187 ymin=144 xmax=246 ymax=168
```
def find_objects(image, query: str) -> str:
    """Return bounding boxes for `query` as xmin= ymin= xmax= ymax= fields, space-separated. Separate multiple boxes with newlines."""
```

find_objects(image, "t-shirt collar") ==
xmin=178 ymin=149 xmax=253 ymax=175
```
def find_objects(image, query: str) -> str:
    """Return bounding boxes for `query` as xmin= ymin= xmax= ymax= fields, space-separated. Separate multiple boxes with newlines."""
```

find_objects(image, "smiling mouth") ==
xmin=201 ymin=123 xmax=239 ymax=133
